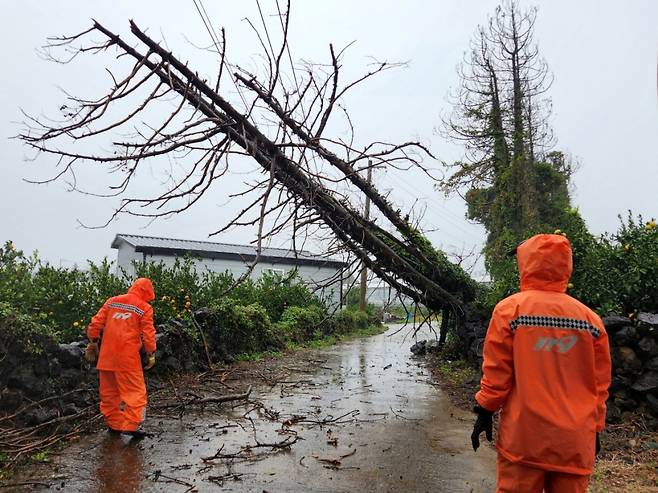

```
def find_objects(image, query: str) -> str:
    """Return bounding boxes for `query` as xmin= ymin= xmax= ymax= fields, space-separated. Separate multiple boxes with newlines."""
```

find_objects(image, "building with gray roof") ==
xmin=111 ymin=234 xmax=346 ymax=307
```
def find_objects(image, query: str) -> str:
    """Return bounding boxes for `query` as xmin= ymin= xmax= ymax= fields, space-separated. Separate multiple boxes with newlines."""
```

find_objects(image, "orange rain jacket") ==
xmin=475 ymin=234 xmax=611 ymax=475
xmin=88 ymin=278 xmax=156 ymax=372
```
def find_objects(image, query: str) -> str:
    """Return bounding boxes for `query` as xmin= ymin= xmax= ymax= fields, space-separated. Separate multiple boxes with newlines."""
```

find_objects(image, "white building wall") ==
xmin=294 ymin=264 xmax=343 ymax=307
xmin=116 ymin=244 xmax=343 ymax=307
xmin=116 ymin=243 xmax=144 ymax=277
xmin=365 ymin=285 xmax=414 ymax=308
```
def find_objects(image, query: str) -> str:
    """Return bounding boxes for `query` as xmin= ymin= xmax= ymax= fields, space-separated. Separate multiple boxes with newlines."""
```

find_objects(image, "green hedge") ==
xmin=479 ymin=212 xmax=658 ymax=315
xmin=274 ymin=305 xmax=326 ymax=343
xmin=201 ymin=299 xmax=274 ymax=354
xmin=333 ymin=308 xmax=370 ymax=334
xmin=0 ymin=241 xmax=381 ymax=352
xmin=0 ymin=302 xmax=57 ymax=356
xmin=0 ymin=242 xmax=328 ymax=343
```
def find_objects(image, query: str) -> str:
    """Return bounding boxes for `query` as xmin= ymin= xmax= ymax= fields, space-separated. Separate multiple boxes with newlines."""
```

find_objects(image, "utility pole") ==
xmin=359 ymin=160 xmax=373 ymax=312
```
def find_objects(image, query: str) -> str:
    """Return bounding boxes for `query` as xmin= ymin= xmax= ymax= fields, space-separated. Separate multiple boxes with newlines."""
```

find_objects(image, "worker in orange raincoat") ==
xmin=87 ymin=278 xmax=157 ymax=438
xmin=471 ymin=234 xmax=611 ymax=492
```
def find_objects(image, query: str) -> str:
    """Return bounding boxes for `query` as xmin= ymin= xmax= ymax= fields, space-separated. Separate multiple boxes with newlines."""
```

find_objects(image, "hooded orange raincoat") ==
xmin=88 ymin=278 xmax=156 ymax=432
xmin=476 ymin=234 xmax=611 ymax=476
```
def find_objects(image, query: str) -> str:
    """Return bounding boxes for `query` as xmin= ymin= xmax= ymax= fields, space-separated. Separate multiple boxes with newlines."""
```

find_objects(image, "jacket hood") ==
xmin=128 ymin=277 xmax=155 ymax=302
xmin=516 ymin=234 xmax=572 ymax=292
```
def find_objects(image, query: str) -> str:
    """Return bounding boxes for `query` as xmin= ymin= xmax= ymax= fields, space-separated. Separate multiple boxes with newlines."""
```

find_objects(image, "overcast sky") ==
xmin=1 ymin=0 xmax=656 ymax=279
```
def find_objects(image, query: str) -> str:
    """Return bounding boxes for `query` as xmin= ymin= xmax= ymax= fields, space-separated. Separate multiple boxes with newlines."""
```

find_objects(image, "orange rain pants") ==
xmin=99 ymin=370 xmax=147 ymax=432
xmin=496 ymin=455 xmax=589 ymax=493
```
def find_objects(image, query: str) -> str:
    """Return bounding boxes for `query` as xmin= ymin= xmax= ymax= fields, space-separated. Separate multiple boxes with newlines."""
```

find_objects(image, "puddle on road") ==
xmin=11 ymin=325 xmax=495 ymax=492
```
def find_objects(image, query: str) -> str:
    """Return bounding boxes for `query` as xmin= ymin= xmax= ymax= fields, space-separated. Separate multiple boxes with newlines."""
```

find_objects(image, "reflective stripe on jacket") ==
xmin=475 ymin=234 xmax=611 ymax=475
xmin=87 ymin=278 xmax=156 ymax=372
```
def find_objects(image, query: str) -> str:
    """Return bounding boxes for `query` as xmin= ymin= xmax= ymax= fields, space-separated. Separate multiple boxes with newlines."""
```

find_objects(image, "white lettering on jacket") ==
xmin=533 ymin=335 xmax=578 ymax=353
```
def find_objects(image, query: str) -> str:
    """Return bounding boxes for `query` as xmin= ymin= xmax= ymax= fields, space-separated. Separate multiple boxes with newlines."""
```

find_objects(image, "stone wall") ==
xmin=455 ymin=305 xmax=489 ymax=369
xmin=0 ymin=333 xmax=96 ymax=426
xmin=0 ymin=320 xmax=201 ymax=427
xmin=455 ymin=307 xmax=658 ymax=423
xmin=0 ymin=306 xmax=372 ymax=427
xmin=605 ymin=312 xmax=658 ymax=422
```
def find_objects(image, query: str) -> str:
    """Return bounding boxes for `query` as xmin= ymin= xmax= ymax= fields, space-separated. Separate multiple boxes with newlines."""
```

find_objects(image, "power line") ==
xmin=191 ymin=0 xmax=221 ymax=51
xmin=389 ymin=173 xmax=484 ymax=242
xmin=190 ymin=0 xmax=252 ymax=113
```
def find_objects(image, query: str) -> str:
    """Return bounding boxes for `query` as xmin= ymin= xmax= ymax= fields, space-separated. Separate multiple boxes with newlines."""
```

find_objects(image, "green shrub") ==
xmin=333 ymin=309 xmax=369 ymax=334
xmin=0 ymin=242 xmax=105 ymax=341
xmin=0 ymin=302 xmax=57 ymax=356
xmin=568 ymin=213 xmax=658 ymax=314
xmin=275 ymin=305 xmax=326 ymax=343
xmin=478 ymin=212 xmax=658 ymax=315
xmin=0 ymin=242 xmax=331 ymax=344
xmin=0 ymin=239 xmax=380 ymax=351
xmin=254 ymin=271 xmax=324 ymax=323
xmin=203 ymin=299 xmax=274 ymax=354
xmin=135 ymin=260 xmax=326 ymax=325
xmin=134 ymin=257 xmax=204 ymax=324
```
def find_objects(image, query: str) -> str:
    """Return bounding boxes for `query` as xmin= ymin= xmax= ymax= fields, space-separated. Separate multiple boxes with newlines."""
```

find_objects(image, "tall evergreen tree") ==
xmin=441 ymin=0 xmax=575 ymax=283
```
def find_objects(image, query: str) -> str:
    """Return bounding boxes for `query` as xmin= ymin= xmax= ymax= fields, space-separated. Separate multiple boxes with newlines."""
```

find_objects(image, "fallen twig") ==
xmin=389 ymin=405 xmax=421 ymax=421
xmin=150 ymin=470 xmax=194 ymax=488
xmin=155 ymin=385 xmax=252 ymax=410
xmin=201 ymin=435 xmax=298 ymax=462
xmin=312 ymin=448 xmax=356 ymax=467
xmin=191 ymin=315 xmax=214 ymax=370
xmin=0 ymin=389 xmax=90 ymax=424
xmin=340 ymin=448 xmax=356 ymax=459
xmin=0 ymin=481 xmax=52 ymax=489
xmin=207 ymin=472 xmax=243 ymax=483
xmin=298 ymin=409 xmax=360 ymax=426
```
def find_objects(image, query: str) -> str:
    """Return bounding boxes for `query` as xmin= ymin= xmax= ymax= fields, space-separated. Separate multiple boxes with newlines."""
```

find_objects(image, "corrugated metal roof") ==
xmin=111 ymin=234 xmax=345 ymax=267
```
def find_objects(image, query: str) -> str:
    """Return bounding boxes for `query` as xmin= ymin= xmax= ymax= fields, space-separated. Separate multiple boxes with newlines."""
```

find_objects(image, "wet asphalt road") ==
xmin=11 ymin=325 xmax=496 ymax=492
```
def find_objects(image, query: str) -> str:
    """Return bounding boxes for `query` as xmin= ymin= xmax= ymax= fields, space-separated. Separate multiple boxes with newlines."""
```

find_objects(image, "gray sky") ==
xmin=1 ymin=0 xmax=656 ymax=279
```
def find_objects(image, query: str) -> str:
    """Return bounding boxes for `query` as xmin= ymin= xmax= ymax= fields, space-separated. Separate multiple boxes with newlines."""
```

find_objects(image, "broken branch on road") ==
xmin=201 ymin=434 xmax=298 ymax=462
xmin=155 ymin=385 xmax=252 ymax=411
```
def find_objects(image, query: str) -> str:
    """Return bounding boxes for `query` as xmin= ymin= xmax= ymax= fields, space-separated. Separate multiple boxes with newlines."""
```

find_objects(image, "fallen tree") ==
xmin=19 ymin=4 xmax=477 ymax=322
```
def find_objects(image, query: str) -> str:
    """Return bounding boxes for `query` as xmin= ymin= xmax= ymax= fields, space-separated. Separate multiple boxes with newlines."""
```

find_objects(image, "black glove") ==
xmin=595 ymin=432 xmax=600 ymax=456
xmin=471 ymin=405 xmax=493 ymax=452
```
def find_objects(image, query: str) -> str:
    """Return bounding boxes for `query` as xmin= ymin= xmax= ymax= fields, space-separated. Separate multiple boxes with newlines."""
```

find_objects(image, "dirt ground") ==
xmin=3 ymin=325 xmax=497 ymax=492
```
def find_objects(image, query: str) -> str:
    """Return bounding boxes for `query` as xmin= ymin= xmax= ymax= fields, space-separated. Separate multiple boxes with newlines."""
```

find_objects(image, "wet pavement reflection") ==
xmin=12 ymin=325 xmax=495 ymax=492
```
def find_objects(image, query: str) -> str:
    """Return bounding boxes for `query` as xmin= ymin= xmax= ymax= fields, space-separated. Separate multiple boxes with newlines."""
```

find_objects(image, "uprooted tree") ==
xmin=19 ymin=5 xmax=477 ymax=330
